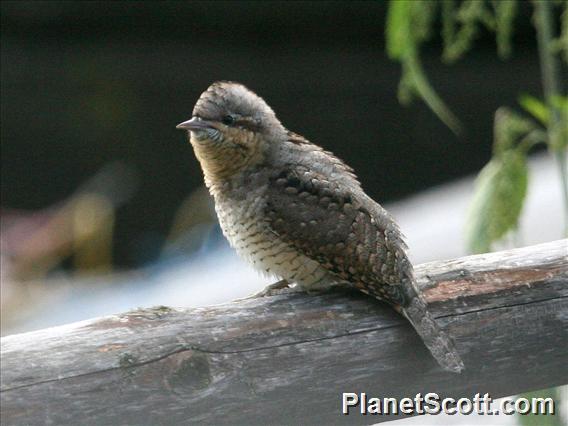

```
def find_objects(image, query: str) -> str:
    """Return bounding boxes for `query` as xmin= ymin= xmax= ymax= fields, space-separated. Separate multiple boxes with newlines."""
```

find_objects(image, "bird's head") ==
xmin=177 ymin=82 xmax=285 ymax=185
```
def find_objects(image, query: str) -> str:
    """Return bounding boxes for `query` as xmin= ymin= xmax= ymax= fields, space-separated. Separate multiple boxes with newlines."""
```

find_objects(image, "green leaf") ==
xmin=519 ymin=94 xmax=549 ymax=125
xmin=412 ymin=0 xmax=438 ymax=43
xmin=443 ymin=0 xmax=494 ymax=63
xmin=405 ymin=55 xmax=463 ymax=135
xmin=466 ymin=150 xmax=528 ymax=253
xmin=560 ymin=1 xmax=568 ymax=64
xmin=551 ymin=95 xmax=568 ymax=150
xmin=386 ymin=0 xmax=462 ymax=134
xmin=551 ymin=95 xmax=568 ymax=116
xmin=493 ymin=107 xmax=538 ymax=155
xmin=492 ymin=0 xmax=517 ymax=59
xmin=386 ymin=0 xmax=414 ymax=60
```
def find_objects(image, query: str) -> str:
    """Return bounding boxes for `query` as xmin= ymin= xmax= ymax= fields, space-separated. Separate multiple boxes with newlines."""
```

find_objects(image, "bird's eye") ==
xmin=222 ymin=115 xmax=235 ymax=126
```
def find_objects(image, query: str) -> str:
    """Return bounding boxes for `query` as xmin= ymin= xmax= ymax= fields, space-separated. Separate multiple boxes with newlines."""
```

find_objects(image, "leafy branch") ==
xmin=533 ymin=0 xmax=568 ymax=236
xmin=386 ymin=0 xmax=568 ymax=253
xmin=386 ymin=0 xmax=462 ymax=134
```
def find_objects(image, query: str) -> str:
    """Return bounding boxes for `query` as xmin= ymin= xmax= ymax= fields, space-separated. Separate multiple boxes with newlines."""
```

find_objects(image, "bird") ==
xmin=176 ymin=81 xmax=464 ymax=373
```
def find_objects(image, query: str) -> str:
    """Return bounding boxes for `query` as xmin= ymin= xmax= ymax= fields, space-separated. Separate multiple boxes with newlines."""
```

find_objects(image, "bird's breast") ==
xmin=210 ymin=175 xmax=329 ymax=288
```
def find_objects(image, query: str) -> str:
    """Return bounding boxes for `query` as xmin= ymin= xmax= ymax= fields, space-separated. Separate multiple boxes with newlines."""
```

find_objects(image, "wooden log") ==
xmin=1 ymin=240 xmax=567 ymax=425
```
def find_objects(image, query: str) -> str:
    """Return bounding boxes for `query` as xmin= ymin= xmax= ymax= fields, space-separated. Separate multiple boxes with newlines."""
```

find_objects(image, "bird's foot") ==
xmin=251 ymin=279 xmax=303 ymax=298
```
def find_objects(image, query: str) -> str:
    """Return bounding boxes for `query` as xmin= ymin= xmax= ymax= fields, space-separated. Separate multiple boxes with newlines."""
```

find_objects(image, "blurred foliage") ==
xmin=387 ymin=1 xmax=568 ymax=419
xmin=465 ymin=109 xmax=531 ymax=253
xmin=387 ymin=0 xmax=567 ymax=253
xmin=386 ymin=0 xmax=523 ymax=134
xmin=441 ymin=0 xmax=517 ymax=62
xmin=519 ymin=94 xmax=550 ymax=126
xmin=519 ymin=93 xmax=568 ymax=150
xmin=560 ymin=4 xmax=568 ymax=63
xmin=386 ymin=0 xmax=462 ymax=134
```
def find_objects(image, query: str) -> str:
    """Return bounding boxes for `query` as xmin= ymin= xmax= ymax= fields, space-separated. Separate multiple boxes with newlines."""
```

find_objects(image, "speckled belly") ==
xmin=214 ymin=192 xmax=330 ymax=290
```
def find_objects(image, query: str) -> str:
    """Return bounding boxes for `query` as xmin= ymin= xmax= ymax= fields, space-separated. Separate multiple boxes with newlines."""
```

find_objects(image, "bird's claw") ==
xmin=250 ymin=279 xmax=303 ymax=298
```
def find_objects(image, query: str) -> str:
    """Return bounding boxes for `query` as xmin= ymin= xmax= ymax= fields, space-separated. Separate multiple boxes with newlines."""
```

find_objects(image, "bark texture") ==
xmin=1 ymin=240 xmax=567 ymax=425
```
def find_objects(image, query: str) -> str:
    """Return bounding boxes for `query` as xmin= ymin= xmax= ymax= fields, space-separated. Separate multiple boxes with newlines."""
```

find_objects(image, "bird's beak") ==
xmin=176 ymin=117 xmax=216 ymax=131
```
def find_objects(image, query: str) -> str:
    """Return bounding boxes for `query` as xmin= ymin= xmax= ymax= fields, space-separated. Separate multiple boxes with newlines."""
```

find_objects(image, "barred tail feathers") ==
xmin=401 ymin=294 xmax=464 ymax=373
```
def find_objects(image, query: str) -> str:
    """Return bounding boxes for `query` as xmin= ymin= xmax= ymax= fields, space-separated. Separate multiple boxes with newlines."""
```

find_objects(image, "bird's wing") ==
xmin=264 ymin=163 xmax=412 ymax=306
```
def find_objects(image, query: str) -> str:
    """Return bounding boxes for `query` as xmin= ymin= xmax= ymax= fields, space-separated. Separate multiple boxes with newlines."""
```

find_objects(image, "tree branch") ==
xmin=1 ymin=240 xmax=567 ymax=425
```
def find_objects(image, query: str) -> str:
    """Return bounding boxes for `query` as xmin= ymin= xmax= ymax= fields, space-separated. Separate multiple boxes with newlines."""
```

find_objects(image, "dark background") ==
xmin=1 ymin=1 xmax=541 ymax=267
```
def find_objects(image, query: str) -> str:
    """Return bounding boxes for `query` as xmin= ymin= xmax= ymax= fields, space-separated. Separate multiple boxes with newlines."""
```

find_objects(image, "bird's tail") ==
xmin=400 ymin=285 xmax=464 ymax=373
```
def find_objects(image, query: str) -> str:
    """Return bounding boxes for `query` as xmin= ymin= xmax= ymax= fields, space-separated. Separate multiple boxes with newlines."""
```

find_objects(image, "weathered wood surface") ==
xmin=1 ymin=240 xmax=567 ymax=425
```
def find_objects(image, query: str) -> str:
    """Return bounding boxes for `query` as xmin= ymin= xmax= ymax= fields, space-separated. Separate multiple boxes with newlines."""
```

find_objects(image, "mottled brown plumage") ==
xmin=177 ymin=81 xmax=464 ymax=372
